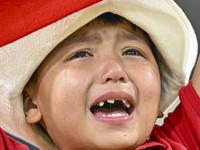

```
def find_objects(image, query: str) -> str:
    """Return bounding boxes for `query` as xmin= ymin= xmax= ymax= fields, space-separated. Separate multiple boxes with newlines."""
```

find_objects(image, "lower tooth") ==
xmin=103 ymin=113 xmax=126 ymax=117
xmin=116 ymin=113 xmax=122 ymax=116
xmin=112 ymin=114 xmax=118 ymax=117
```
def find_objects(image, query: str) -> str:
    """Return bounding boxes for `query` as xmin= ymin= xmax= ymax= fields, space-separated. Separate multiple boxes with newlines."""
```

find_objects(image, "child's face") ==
xmin=29 ymin=20 xmax=161 ymax=149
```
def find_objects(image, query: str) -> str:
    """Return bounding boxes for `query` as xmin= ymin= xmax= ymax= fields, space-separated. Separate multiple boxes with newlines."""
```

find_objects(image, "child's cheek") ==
xmin=141 ymin=62 xmax=160 ymax=99
xmin=134 ymin=61 xmax=161 ymax=114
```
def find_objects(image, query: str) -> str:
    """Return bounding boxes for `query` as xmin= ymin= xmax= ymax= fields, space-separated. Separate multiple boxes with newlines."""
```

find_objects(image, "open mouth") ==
xmin=90 ymin=99 xmax=133 ymax=118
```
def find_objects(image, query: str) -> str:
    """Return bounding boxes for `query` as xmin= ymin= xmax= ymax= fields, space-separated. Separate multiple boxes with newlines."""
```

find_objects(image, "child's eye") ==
xmin=122 ymin=47 xmax=145 ymax=57
xmin=68 ymin=50 xmax=92 ymax=61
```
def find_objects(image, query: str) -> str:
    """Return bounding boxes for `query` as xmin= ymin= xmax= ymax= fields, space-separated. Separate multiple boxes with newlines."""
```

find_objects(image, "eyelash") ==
xmin=122 ymin=47 xmax=145 ymax=57
xmin=68 ymin=50 xmax=92 ymax=61
xmin=67 ymin=47 xmax=145 ymax=61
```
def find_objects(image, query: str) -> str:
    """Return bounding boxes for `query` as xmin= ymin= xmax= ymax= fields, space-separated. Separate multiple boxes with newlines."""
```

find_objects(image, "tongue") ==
xmin=92 ymin=108 xmax=128 ymax=117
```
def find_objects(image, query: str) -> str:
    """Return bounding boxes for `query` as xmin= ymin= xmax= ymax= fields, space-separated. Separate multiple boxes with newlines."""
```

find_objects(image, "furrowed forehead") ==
xmin=59 ymin=29 xmax=149 ymax=51
xmin=87 ymin=13 xmax=156 ymax=57
xmin=87 ymin=13 xmax=153 ymax=49
xmin=59 ymin=12 xmax=150 ymax=47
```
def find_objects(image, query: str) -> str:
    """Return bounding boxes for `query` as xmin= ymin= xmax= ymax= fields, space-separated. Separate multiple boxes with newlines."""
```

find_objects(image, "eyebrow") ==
xmin=59 ymin=30 xmax=148 ymax=51
xmin=59 ymin=33 xmax=102 ymax=51
xmin=116 ymin=31 xmax=148 ymax=45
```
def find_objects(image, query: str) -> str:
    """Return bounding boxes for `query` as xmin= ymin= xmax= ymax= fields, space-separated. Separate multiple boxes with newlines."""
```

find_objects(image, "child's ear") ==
xmin=23 ymin=86 xmax=42 ymax=124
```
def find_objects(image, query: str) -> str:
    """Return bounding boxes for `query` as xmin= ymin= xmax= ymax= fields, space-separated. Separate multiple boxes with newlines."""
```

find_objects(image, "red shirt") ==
xmin=0 ymin=81 xmax=199 ymax=149
xmin=0 ymin=128 xmax=29 ymax=150
xmin=137 ymin=81 xmax=200 ymax=150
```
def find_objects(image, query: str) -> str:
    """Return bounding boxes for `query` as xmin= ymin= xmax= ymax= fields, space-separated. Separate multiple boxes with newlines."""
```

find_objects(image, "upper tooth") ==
xmin=97 ymin=101 xmax=104 ymax=107
xmin=122 ymin=100 xmax=131 ymax=108
xmin=107 ymin=99 xmax=115 ymax=104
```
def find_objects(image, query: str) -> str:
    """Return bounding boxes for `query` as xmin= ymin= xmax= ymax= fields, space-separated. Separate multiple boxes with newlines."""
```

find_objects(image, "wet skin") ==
xmin=25 ymin=21 xmax=161 ymax=150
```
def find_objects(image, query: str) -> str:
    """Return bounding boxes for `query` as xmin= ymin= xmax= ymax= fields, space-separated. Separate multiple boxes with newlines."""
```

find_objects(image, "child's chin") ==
xmin=89 ymin=137 xmax=137 ymax=150
xmin=92 ymin=144 xmax=135 ymax=150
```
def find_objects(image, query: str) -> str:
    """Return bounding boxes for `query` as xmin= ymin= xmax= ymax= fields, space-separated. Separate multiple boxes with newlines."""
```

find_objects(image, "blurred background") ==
xmin=175 ymin=0 xmax=200 ymax=55
xmin=6 ymin=0 xmax=200 ymax=149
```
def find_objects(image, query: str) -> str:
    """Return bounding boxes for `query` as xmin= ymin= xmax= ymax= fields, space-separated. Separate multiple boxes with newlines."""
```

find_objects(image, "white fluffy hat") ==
xmin=0 ymin=0 xmax=198 ymax=149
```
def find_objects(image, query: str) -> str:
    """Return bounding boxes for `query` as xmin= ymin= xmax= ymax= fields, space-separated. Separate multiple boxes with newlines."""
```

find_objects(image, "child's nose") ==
xmin=101 ymin=61 xmax=128 ymax=84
